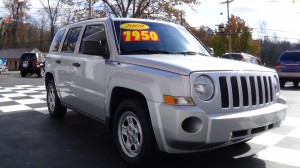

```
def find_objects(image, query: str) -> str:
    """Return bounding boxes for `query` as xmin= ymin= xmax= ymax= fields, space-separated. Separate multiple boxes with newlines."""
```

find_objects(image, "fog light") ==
xmin=181 ymin=117 xmax=202 ymax=133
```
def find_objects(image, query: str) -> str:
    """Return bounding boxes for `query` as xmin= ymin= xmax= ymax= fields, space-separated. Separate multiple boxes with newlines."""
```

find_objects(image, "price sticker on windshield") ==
xmin=122 ymin=30 xmax=160 ymax=42
xmin=120 ymin=23 xmax=160 ymax=42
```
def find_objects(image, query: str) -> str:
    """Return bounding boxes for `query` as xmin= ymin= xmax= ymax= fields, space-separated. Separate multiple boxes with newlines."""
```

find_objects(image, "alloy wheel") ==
xmin=118 ymin=111 xmax=143 ymax=158
xmin=48 ymin=84 xmax=56 ymax=112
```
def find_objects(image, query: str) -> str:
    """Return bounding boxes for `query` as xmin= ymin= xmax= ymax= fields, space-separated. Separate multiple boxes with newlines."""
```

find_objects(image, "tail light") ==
xmin=276 ymin=62 xmax=280 ymax=69
xmin=36 ymin=61 xmax=40 ymax=67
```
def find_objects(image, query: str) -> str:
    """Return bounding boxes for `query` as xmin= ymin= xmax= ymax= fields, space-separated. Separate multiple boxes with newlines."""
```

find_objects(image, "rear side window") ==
xmin=49 ymin=29 xmax=65 ymax=52
xmin=61 ymin=27 xmax=82 ymax=52
xmin=280 ymin=52 xmax=300 ymax=61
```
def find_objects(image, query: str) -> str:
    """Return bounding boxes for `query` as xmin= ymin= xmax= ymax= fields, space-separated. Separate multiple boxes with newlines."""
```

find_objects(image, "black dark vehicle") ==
xmin=19 ymin=53 xmax=45 ymax=77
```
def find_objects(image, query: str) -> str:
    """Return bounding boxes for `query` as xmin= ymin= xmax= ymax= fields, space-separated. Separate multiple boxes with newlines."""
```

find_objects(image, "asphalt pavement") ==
xmin=0 ymin=76 xmax=299 ymax=168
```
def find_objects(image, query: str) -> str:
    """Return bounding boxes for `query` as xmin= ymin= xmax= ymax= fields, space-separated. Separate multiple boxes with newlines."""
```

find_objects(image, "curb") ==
xmin=0 ymin=71 xmax=20 ymax=77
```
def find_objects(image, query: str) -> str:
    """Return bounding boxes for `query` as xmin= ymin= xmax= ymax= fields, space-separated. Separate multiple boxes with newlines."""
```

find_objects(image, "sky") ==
xmin=184 ymin=0 xmax=300 ymax=42
xmin=1 ymin=0 xmax=300 ymax=42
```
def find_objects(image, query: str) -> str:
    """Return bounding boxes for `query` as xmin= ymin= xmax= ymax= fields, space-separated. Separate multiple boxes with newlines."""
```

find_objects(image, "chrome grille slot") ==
xmin=219 ymin=77 xmax=229 ymax=108
xmin=230 ymin=77 xmax=239 ymax=107
xmin=241 ymin=76 xmax=249 ymax=106
xmin=257 ymin=76 xmax=263 ymax=104
xmin=268 ymin=76 xmax=273 ymax=102
xmin=249 ymin=76 xmax=256 ymax=105
xmin=263 ymin=76 xmax=269 ymax=103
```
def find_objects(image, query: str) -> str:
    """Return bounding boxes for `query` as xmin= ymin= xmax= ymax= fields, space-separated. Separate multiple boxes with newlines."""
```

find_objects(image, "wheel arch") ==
xmin=45 ymin=72 xmax=54 ymax=88
xmin=107 ymin=87 xmax=148 ymax=132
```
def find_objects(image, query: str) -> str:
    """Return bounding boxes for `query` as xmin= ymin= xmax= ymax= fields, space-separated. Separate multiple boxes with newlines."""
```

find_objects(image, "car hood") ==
xmin=116 ymin=55 xmax=274 ymax=75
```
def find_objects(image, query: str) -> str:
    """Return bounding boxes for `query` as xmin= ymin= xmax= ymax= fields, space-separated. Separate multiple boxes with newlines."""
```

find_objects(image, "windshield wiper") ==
xmin=177 ymin=51 xmax=209 ymax=56
xmin=121 ymin=48 xmax=175 ymax=55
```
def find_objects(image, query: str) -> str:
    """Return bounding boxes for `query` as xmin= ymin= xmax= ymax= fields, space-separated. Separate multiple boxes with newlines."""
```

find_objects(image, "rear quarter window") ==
xmin=49 ymin=29 xmax=66 ymax=52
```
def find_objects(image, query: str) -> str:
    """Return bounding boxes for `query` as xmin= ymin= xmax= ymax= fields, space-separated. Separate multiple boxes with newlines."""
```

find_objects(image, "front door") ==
xmin=69 ymin=23 xmax=108 ymax=121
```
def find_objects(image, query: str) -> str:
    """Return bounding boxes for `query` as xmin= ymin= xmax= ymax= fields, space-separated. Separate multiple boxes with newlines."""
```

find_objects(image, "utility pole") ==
xmin=221 ymin=0 xmax=234 ymax=53
xmin=88 ymin=0 xmax=92 ymax=18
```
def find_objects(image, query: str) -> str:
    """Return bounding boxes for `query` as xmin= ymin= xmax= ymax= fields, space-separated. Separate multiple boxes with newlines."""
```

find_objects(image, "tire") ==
xmin=37 ymin=68 xmax=45 ymax=77
xmin=280 ymin=80 xmax=285 ymax=88
xmin=113 ymin=99 xmax=162 ymax=166
xmin=22 ymin=60 xmax=30 ymax=68
xmin=46 ymin=79 xmax=67 ymax=118
xmin=293 ymin=81 xmax=299 ymax=87
xmin=20 ymin=71 xmax=27 ymax=77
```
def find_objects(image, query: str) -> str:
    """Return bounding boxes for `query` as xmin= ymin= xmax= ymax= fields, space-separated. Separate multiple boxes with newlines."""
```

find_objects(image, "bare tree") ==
xmin=101 ymin=0 xmax=199 ymax=20
xmin=39 ymin=0 xmax=62 ymax=40
xmin=61 ymin=0 xmax=200 ymax=25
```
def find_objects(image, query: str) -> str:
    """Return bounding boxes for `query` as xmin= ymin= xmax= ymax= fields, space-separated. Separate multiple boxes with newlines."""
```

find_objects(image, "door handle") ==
xmin=72 ymin=62 xmax=80 ymax=67
xmin=55 ymin=60 xmax=61 ymax=64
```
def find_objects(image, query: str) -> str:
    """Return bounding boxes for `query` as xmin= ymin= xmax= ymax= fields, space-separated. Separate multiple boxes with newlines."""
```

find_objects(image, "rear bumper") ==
xmin=148 ymin=96 xmax=287 ymax=153
xmin=19 ymin=67 xmax=41 ymax=73
xmin=277 ymin=71 xmax=300 ymax=78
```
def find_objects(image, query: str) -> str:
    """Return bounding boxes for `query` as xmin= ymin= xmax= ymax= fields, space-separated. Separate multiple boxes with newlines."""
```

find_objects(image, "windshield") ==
xmin=113 ymin=21 xmax=210 ymax=56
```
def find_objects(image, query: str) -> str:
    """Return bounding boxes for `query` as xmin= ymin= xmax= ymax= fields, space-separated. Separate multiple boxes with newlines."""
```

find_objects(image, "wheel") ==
xmin=46 ymin=79 xmax=67 ymax=118
xmin=113 ymin=99 xmax=162 ymax=166
xmin=280 ymin=80 xmax=285 ymax=88
xmin=20 ymin=71 xmax=27 ymax=77
xmin=22 ymin=60 xmax=29 ymax=68
xmin=293 ymin=81 xmax=299 ymax=87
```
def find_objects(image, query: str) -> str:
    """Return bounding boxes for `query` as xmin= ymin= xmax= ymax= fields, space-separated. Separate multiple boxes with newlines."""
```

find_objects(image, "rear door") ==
xmin=56 ymin=26 xmax=83 ymax=104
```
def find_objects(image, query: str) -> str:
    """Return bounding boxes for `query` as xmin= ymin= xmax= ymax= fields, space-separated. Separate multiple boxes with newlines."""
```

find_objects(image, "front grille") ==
xmin=219 ymin=75 xmax=274 ymax=108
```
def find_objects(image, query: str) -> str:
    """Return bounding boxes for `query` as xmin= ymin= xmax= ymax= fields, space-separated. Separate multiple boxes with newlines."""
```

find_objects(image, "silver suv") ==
xmin=45 ymin=18 xmax=287 ymax=166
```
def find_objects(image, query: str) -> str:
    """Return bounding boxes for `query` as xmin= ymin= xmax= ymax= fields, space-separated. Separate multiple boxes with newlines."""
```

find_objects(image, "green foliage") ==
xmin=190 ymin=14 xmax=263 ymax=58
xmin=211 ymin=35 xmax=227 ymax=57
xmin=189 ymin=26 xmax=214 ymax=47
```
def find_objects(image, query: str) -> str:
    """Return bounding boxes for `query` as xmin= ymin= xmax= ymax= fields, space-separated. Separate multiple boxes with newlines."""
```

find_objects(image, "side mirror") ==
xmin=81 ymin=40 xmax=108 ymax=56
xmin=207 ymin=47 xmax=214 ymax=56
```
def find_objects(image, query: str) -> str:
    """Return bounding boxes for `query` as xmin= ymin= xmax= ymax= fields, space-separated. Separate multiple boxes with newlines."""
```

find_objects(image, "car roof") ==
xmin=59 ymin=17 xmax=181 ymax=30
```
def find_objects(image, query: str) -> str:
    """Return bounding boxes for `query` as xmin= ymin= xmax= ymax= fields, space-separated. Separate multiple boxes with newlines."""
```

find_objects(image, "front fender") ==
xmin=104 ymin=62 xmax=191 ymax=118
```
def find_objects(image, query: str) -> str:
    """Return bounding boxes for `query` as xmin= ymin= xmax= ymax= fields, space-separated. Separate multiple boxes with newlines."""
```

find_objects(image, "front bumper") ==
xmin=148 ymin=96 xmax=287 ymax=153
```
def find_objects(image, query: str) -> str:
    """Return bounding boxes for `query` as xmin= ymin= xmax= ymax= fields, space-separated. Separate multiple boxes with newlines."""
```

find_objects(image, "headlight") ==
xmin=194 ymin=75 xmax=214 ymax=101
xmin=273 ymin=75 xmax=280 ymax=94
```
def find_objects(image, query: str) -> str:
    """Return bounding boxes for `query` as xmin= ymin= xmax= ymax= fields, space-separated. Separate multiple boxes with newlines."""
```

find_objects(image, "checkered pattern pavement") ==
xmin=0 ymin=85 xmax=299 ymax=167
xmin=0 ymin=85 xmax=48 ymax=114
xmin=248 ymin=116 xmax=300 ymax=167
